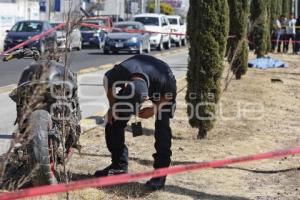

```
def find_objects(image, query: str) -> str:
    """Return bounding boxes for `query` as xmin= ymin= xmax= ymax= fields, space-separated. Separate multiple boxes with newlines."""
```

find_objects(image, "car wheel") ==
xmin=176 ymin=38 xmax=181 ymax=47
xmin=182 ymin=38 xmax=186 ymax=46
xmin=164 ymin=39 xmax=171 ymax=50
xmin=146 ymin=42 xmax=151 ymax=53
xmin=103 ymin=49 xmax=109 ymax=54
xmin=157 ymin=37 xmax=164 ymax=51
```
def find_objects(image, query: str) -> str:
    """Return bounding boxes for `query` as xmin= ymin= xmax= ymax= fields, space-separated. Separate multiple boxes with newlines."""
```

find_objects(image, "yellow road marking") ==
xmin=78 ymin=67 xmax=98 ymax=74
xmin=0 ymin=84 xmax=17 ymax=94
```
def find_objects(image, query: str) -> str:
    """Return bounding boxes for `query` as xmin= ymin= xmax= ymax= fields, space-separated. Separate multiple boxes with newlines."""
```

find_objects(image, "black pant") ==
xmin=295 ymin=32 xmax=300 ymax=52
xmin=105 ymin=102 xmax=175 ymax=169
xmin=284 ymin=34 xmax=296 ymax=53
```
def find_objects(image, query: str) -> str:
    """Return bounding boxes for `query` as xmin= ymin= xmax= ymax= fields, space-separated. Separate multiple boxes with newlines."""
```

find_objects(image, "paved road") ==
xmin=0 ymin=48 xmax=187 ymax=87
xmin=0 ymin=50 xmax=188 ymax=155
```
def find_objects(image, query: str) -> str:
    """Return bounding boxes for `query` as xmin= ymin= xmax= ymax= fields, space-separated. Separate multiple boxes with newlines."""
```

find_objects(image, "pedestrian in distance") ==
xmin=94 ymin=55 xmax=177 ymax=191
xmin=273 ymin=15 xmax=287 ymax=53
xmin=284 ymin=13 xmax=297 ymax=54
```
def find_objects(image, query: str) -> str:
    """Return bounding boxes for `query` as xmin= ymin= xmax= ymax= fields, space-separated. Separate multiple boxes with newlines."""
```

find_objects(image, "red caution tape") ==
xmin=0 ymin=147 xmax=299 ymax=200
xmin=1 ymin=21 xmax=240 ymax=57
xmin=271 ymin=39 xmax=300 ymax=44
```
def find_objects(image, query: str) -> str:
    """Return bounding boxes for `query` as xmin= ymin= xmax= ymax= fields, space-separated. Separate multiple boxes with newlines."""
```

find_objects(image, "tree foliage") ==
xmin=147 ymin=2 xmax=174 ymax=15
xmin=227 ymin=0 xmax=249 ymax=79
xmin=250 ymin=0 xmax=269 ymax=57
xmin=186 ymin=0 xmax=229 ymax=139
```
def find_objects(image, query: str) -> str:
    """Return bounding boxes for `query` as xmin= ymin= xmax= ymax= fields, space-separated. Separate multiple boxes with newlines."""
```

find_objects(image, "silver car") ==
xmin=51 ymin=22 xmax=82 ymax=51
xmin=104 ymin=21 xmax=151 ymax=54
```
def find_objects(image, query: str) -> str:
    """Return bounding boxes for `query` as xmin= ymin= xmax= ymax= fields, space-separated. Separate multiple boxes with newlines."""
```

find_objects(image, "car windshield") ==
xmin=112 ymin=24 xmax=141 ymax=32
xmin=168 ymin=18 xmax=178 ymax=25
xmin=80 ymin=22 xmax=98 ymax=31
xmin=11 ymin=21 xmax=43 ymax=32
xmin=134 ymin=17 xmax=159 ymax=26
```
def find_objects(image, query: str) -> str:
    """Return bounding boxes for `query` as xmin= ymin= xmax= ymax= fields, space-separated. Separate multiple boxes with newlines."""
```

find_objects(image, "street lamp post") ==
xmin=155 ymin=0 xmax=160 ymax=13
xmin=295 ymin=0 xmax=299 ymax=18
xmin=141 ymin=0 xmax=144 ymax=13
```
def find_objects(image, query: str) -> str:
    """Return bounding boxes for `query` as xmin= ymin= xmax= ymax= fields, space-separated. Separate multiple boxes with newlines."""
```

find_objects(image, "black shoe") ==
xmin=145 ymin=177 xmax=166 ymax=191
xmin=94 ymin=164 xmax=128 ymax=177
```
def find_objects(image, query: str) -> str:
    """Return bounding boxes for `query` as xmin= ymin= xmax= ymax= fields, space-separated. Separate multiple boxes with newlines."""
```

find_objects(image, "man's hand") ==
xmin=138 ymin=107 xmax=155 ymax=119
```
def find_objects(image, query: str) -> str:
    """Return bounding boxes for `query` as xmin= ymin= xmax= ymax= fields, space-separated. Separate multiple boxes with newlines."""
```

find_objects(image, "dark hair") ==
xmin=280 ymin=15 xmax=285 ymax=18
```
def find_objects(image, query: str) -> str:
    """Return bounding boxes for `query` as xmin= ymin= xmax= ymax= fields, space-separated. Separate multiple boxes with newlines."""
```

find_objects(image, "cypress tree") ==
xmin=186 ymin=0 xmax=229 ymax=139
xmin=266 ymin=0 xmax=272 ymax=52
xmin=228 ymin=0 xmax=249 ymax=79
xmin=250 ymin=0 xmax=269 ymax=58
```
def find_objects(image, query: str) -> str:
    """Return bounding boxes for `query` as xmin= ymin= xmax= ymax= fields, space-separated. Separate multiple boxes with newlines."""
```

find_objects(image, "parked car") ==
xmin=104 ymin=21 xmax=151 ymax=54
xmin=133 ymin=13 xmax=171 ymax=51
xmin=50 ymin=22 xmax=82 ymax=51
xmin=4 ymin=20 xmax=57 ymax=55
xmin=166 ymin=15 xmax=187 ymax=47
xmin=81 ymin=17 xmax=113 ymax=48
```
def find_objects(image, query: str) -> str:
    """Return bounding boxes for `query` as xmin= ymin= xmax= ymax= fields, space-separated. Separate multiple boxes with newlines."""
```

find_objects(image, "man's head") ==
xmin=290 ymin=13 xmax=295 ymax=19
xmin=280 ymin=15 xmax=285 ymax=20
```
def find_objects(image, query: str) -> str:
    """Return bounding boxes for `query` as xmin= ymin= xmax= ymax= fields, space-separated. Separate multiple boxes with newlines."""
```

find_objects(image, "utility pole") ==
xmin=116 ymin=0 xmax=120 ymax=22
xmin=141 ymin=0 xmax=145 ymax=13
xmin=294 ymin=0 xmax=299 ymax=18
xmin=155 ymin=0 xmax=160 ymax=13
xmin=47 ymin=0 xmax=51 ymax=21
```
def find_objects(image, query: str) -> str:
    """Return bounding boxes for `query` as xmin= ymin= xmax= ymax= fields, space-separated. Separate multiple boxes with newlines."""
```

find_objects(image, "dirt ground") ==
xmin=34 ymin=52 xmax=300 ymax=200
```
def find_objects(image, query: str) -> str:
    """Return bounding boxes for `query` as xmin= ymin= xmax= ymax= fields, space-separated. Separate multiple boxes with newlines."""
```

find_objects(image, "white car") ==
xmin=133 ymin=13 xmax=171 ymax=51
xmin=166 ymin=15 xmax=187 ymax=47
xmin=51 ymin=22 xmax=82 ymax=51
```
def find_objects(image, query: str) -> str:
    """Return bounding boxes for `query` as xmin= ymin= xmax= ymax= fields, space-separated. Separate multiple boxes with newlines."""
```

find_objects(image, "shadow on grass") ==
xmin=218 ymin=166 xmax=300 ymax=174
xmin=103 ymin=183 xmax=251 ymax=199
xmin=75 ymin=151 xmax=198 ymax=167
xmin=69 ymin=175 xmax=251 ymax=200
xmin=164 ymin=184 xmax=251 ymax=200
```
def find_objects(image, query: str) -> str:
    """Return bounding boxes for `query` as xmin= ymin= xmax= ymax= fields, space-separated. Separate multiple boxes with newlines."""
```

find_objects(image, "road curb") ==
xmin=0 ymin=84 xmax=16 ymax=94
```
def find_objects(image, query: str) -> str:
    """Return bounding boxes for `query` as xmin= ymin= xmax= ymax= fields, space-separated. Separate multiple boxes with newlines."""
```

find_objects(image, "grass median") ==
xmin=28 ymin=52 xmax=300 ymax=200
